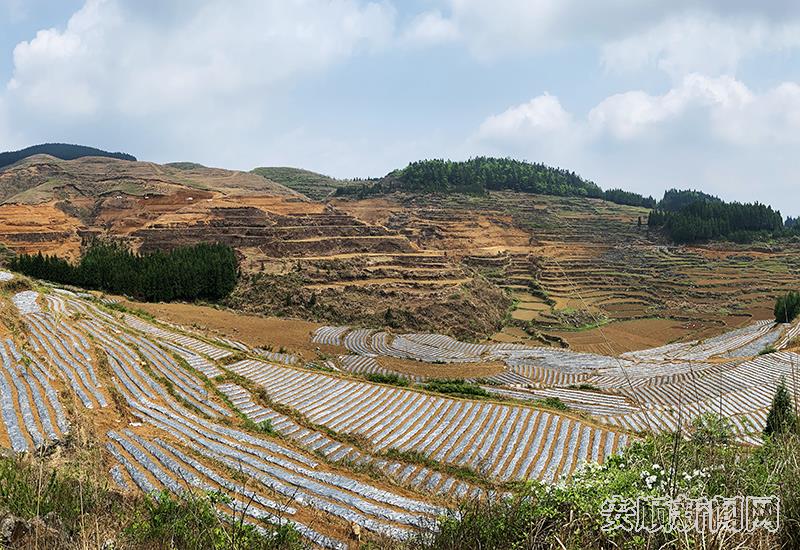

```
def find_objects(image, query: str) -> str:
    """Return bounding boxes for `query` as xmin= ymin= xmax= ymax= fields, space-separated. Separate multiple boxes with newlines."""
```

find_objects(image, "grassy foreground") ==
xmin=0 ymin=452 xmax=300 ymax=549
xmin=0 ymin=416 xmax=796 ymax=549
xmin=375 ymin=416 xmax=800 ymax=550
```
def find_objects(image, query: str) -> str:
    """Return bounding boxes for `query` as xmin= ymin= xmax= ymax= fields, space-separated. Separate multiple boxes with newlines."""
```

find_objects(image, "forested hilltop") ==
xmin=0 ymin=143 xmax=136 ymax=170
xmin=648 ymin=189 xmax=788 ymax=244
xmin=335 ymin=157 xmax=656 ymax=208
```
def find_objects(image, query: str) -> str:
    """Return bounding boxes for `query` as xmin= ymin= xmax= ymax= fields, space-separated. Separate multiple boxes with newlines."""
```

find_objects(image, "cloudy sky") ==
xmin=1 ymin=1 xmax=800 ymax=213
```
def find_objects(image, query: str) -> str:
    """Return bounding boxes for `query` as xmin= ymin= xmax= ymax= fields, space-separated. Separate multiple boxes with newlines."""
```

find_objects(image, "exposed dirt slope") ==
xmin=0 ymin=154 xmax=298 ymax=204
xmin=2 ymin=156 xmax=797 ymax=347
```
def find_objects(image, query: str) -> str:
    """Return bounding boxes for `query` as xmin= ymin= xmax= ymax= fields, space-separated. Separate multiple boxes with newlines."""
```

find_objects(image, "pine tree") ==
xmin=764 ymin=379 xmax=798 ymax=436
xmin=8 ymin=241 xmax=238 ymax=302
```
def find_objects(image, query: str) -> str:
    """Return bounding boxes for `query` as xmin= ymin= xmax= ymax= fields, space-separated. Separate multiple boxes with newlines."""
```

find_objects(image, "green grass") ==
xmin=533 ymin=396 xmax=569 ymax=411
xmin=126 ymin=490 xmax=301 ymax=549
xmin=251 ymin=166 xmax=341 ymax=200
xmin=0 ymin=454 xmax=300 ymax=549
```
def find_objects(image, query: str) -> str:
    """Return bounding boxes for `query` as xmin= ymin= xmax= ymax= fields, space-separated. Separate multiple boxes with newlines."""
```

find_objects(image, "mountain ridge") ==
xmin=0 ymin=143 xmax=136 ymax=171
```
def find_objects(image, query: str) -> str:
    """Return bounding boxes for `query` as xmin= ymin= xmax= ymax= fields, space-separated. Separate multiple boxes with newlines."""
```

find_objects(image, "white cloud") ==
xmin=6 ymin=0 xmax=396 ymax=118
xmin=485 ymin=75 xmax=800 ymax=148
xmin=601 ymin=14 xmax=800 ymax=78
xmin=478 ymin=93 xmax=572 ymax=141
xmin=401 ymin=10 xmax=459 ymax=46
xmin=420 ymin=1 xmax=800 ymax=75
xmin=588 ymin=74 xmax=753 ymax=140
xmin=474 ymin=75 xmax=800 ymax=205
xmin=472 ymin=93 xmax=585 ymax=169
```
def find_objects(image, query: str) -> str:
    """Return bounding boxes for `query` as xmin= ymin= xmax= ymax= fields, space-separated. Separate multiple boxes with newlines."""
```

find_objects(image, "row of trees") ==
xmin=648 ymin=200 xmax=784 ymax=243
xmin=601 ymin=188 xmax=657 ymax=208
xmin=775 ymin=291 xmax=800 ymax=324
xmin=9 ymin=241 xmax=237 ymax=302
xmin=336 ymin=157 xmax=657 ymax=208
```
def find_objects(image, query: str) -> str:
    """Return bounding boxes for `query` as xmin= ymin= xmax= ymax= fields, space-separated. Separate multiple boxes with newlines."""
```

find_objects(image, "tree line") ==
xmin=335 ymin=157 xmax=656 ymax=208
xmin=8 ymin=241 xmax=237 ymax=302
xmin=648 ymin=200 xmax=785 ymax=244
xmin=0 ymin=143 xmax=135 ymax=170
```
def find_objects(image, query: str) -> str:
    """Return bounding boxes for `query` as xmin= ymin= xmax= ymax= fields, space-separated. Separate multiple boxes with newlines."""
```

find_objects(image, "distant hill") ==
xmin=0 ymin=143 xmax=136 ymax=170
xmin=0 ymin=154 xmax=299 ymax=205
xmin=251 ymin=166 xmax=363 ymax=200
xmin=334 ymin=157 xmax=656 ymax=208
xmin=165 ymin=162 xmax=207 ymax=170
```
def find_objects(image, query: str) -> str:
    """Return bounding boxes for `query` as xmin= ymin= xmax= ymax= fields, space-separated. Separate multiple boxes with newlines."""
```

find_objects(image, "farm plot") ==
xmin=0 ymin=338 xmax=69 ymax=452
xmin=123 ymin=314 xmax=233 ymax=361
xmin=338 ymin=355 xmax=423 ymax=383
xmin=596 ymin=351 xmax=800 ymax=438
xmin=482 ymin=386 xmax=639 ymax=417
xmin=311 ymin=319 xmax=799 ymax=445
xmin=24 ymin=291 xmax=451 ymax=546
xmin=108 ymin=379 xmax=444 ymax=544
xmin=18 ymin=303 xmax=108 ymax=410
xmin=226 ymin=359 xmax=629 ymax=482
xmin=620 ymin=320 xmax=781 ymax=361
xmin=314 ymin=326 xmax=489 ymax=363
xmin=218 ymin=383 xmax=477 ymax=498
xmin=2 ymin=280 xmax=796 ymax=544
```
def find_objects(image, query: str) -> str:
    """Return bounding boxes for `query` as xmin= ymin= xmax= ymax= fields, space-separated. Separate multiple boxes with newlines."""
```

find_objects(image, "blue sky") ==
xmin=1 ymin=1 xmax=800 ymax=214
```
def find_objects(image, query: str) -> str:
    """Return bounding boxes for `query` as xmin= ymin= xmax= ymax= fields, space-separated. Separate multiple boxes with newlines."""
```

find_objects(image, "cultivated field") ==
xmin=0 ymin=270 xmax=796 ymax=546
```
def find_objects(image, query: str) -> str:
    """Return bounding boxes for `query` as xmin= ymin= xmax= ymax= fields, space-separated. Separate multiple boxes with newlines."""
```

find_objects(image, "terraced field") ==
xmin=334 ymin=192 xmax=800 ymax=350
xmin=226 ymin=358 xmax=627 ymax=483
xmin=0 ymin=272 xmax=638 ymax=547
xmin=313 ymin=318 xmax=800 ymax=444
xmin=0 ymin=268 xmax=796 ymax=545
xmin=5 ymin=154 xmax=797 ymax=346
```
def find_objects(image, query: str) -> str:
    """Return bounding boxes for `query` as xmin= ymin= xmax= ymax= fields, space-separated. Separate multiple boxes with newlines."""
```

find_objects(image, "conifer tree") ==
xmin=764 ymin=379 xmax=798 ymax=436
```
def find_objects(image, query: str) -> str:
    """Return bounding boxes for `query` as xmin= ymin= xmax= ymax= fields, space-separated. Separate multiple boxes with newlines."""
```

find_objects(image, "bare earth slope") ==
xmin=1 ymin=156 xmax=798 ymax=347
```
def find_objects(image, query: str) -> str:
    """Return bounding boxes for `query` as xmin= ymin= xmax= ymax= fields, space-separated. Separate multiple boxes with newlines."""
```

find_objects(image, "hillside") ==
xmin=251 ymin=166 xmax=348 ymax=200
xmin=336 ymin=157 xmax=656 ymax=208
xmin=0 ymin=154 xmax=297 ymax=204
xmin=0 ymin=143 xmax=136 ymax=170
xmin=0 ymin=153 xmax=797 ymax=347
xmin=0 ymin=272 xmax=794 ymax=547
xmin=0 ymin=155 xmax=797 ymax=547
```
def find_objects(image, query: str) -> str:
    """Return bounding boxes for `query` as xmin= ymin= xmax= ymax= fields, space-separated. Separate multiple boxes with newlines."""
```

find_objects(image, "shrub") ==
xmin=689 ymin=411 xmax=734 ymax=445
xmin=423 ymin=379 xmax=489 ymax=398
xmin=534 ymin=396 xmax=569 ymax=411
xmin=389 ymin=431 xmax=800 ymax=550
xmin=365 ymin=373 xmax=409 ymax=386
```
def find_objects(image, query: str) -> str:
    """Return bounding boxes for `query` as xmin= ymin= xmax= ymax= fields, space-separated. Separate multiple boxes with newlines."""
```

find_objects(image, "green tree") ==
xmin=8 ymin=241 xmax=238 ymax=303
xmin=775 ymin=291 xmax=800 ymax=323
xmin=764 ymin=379 xmax=798 ymax=436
